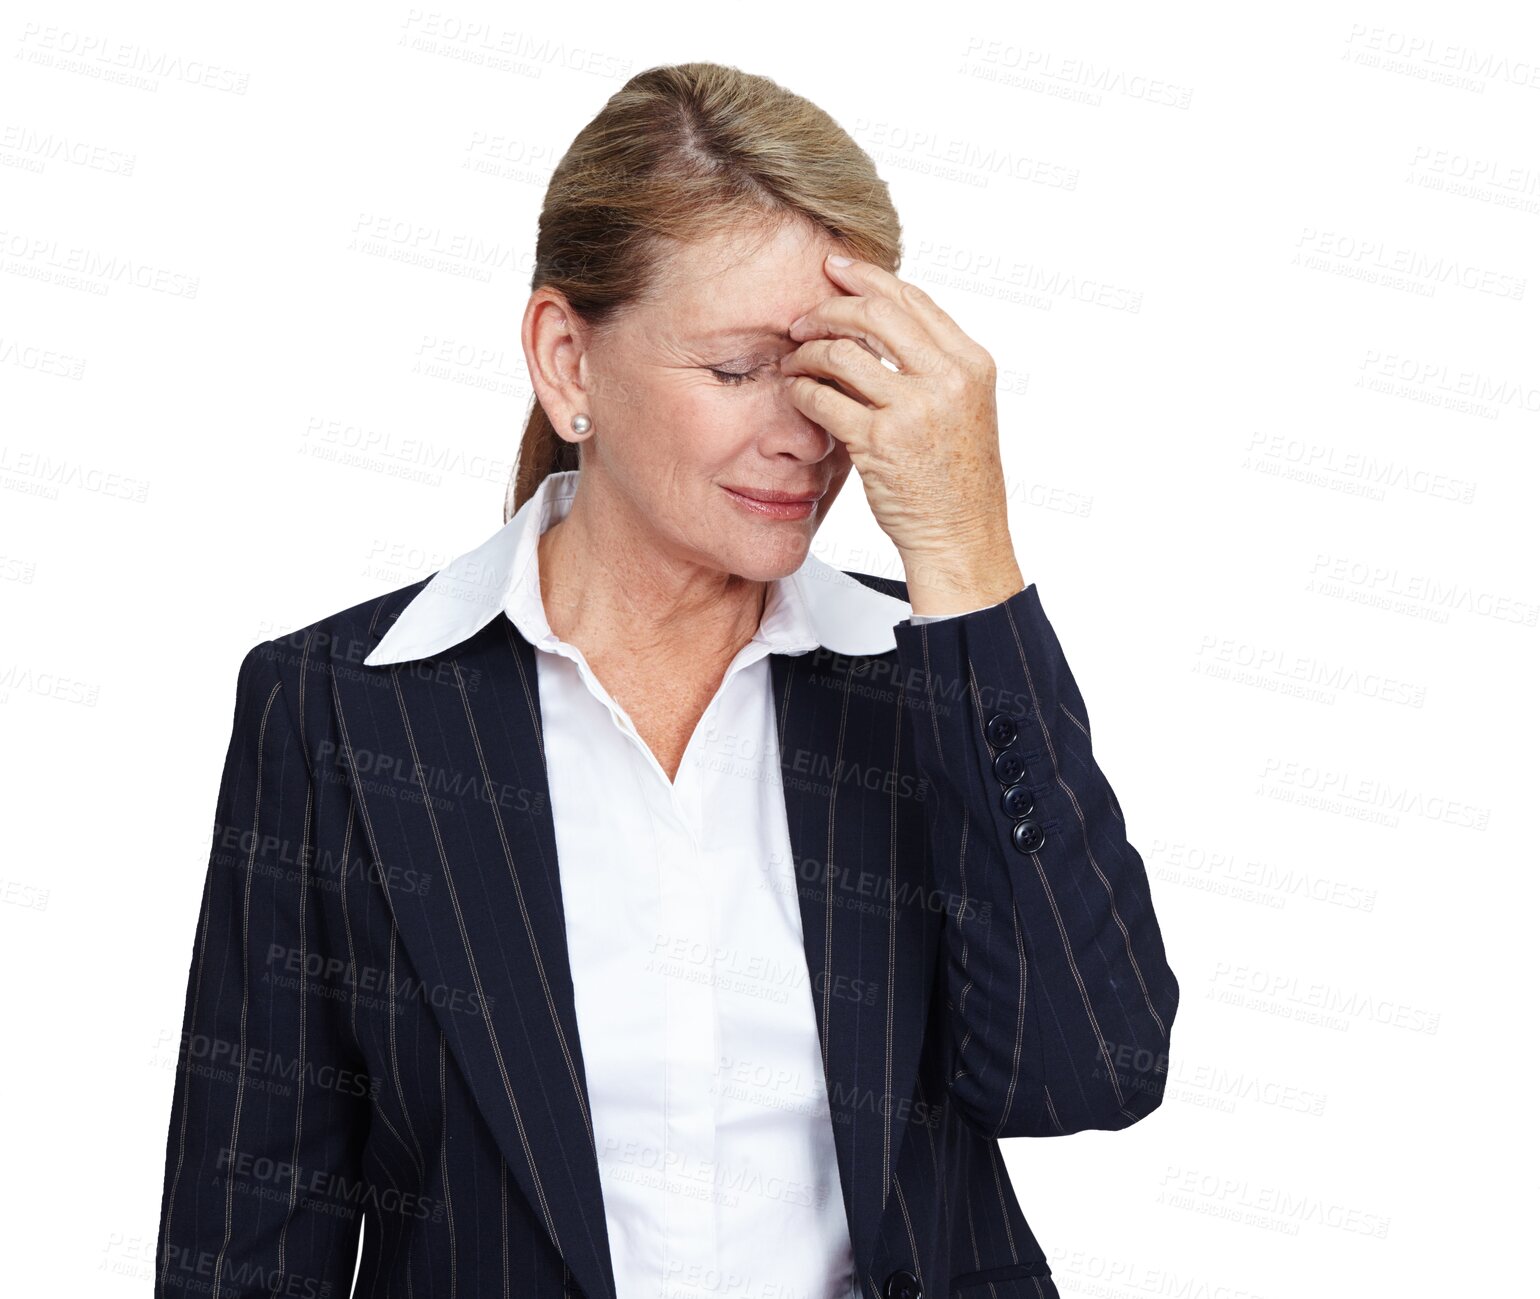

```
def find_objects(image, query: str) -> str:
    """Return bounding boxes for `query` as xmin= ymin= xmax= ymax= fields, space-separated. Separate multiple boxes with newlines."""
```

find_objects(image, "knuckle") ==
xmin=949 ymin=345 xmax=992 ymax=383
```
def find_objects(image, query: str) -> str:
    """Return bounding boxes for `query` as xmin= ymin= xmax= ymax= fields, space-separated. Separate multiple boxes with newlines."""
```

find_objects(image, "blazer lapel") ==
xmin=771 ymin=648 xmax=939 ymax=1289
xmin=332 ymin=613 xmax=617 ymax=1299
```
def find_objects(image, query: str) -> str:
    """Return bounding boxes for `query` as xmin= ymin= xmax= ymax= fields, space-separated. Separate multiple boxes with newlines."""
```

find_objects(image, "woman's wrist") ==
xmin=900 ymin=541 xmax=1025 ymax=618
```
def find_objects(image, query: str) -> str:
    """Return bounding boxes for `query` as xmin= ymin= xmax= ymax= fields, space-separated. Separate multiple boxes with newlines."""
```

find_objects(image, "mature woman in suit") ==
xmin=156 ymin=61 xmax=1178 ymax=1299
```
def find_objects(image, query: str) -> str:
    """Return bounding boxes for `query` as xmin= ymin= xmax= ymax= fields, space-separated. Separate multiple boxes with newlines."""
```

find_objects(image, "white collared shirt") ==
xmin=364 ymin=470 xmax=995 ymax=1299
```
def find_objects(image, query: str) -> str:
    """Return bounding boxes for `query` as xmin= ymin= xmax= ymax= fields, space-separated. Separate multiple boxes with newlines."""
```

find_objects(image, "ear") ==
xmin=521 ymin=289 xmax=593 ymax=442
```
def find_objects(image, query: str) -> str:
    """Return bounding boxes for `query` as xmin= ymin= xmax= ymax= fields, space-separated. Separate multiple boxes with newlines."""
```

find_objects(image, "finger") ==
xmin=781 ymin=372 xmax=872 ymax=445
xmin=780 ymin=337 xmax=901 ymax=409
xmin=819 ymin=255 xmax=979 ymax=357
xmin=789 ymin=292 xmax=937 ymax=375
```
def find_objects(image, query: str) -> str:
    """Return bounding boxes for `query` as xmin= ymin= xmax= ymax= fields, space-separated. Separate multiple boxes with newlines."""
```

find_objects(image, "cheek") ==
xmin=664 ymin=380 xmax=773 ymax=450
xmin=604 ymin=368 xmax=805 ymax=477
xmin=606 ymin=374 xmax=703 ymax=448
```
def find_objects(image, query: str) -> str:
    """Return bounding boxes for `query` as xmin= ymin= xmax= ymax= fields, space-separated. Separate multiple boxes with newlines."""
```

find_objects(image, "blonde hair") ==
xmin=506 ymin=61 xmax=902 ymax=521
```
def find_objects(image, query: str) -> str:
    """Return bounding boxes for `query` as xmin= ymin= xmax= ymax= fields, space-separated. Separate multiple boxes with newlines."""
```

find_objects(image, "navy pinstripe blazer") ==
xmin=155 ymin=571 xmax=1179 ymax=1299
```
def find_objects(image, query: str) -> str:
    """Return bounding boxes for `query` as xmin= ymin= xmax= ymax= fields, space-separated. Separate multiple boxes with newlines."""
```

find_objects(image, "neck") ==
xmin=537 ymin=476 xmax=768 ymax=663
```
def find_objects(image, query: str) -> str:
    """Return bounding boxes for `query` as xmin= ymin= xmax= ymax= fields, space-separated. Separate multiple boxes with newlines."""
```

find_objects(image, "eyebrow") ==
xmin=697 ymin=325 xmax=795 ymax=342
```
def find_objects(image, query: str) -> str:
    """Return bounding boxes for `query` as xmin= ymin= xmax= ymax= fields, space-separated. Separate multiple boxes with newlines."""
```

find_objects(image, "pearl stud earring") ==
xmin=570 ymin=414 xmax=592 ymax=436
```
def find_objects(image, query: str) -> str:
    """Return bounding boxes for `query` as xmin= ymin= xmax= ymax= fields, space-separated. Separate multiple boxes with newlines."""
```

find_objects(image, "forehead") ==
xmin=641 ymin=220 xmax=846 ymax=340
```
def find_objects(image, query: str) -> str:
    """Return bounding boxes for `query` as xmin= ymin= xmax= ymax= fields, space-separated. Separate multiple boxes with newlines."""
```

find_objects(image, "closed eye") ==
xmin=708 ymin=365 xmax=763 ymax=386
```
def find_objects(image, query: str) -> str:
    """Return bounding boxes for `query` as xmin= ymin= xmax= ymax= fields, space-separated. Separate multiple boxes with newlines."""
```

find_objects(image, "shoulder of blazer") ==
xmin=841 ymin=568 xmax=909 ymax=605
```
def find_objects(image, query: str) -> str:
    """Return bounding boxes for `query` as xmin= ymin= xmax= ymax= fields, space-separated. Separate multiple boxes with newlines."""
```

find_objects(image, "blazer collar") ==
xmin=362 ymin=470 xmax=911 ymax=666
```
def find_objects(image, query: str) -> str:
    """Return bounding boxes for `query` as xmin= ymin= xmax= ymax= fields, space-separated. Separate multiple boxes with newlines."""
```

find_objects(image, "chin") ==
xmin=717 ymin=525 xmax=814 ymax=583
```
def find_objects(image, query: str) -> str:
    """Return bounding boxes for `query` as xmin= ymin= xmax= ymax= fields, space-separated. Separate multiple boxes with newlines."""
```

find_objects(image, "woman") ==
xmin=155 ymin=62 xmax=1178 ymax=1299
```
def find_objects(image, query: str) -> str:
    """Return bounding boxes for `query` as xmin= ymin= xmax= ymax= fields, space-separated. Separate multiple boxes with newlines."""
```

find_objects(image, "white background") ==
xmin=2 ymin=1 xmax=1535 ymax=1295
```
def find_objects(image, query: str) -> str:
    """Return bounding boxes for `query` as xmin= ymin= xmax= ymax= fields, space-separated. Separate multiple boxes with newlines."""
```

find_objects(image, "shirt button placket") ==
xmin=659 ymin=733 xmax=718 ymax=1285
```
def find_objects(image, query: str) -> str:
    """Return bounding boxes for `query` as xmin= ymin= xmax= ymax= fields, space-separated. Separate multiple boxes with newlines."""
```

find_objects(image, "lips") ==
xmin=724 ymin=486 xmax=825 ymax=504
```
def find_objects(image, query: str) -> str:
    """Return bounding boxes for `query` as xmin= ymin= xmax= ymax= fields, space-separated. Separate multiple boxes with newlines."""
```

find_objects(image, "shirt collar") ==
xmin=362 ymin=470 xmax=913 ymax=667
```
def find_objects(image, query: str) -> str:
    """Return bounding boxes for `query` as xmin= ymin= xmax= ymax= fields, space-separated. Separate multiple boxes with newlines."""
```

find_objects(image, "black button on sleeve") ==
xmin=1011 ymin=818 xmax=1046 ymax=854
xmin=991 ymin=750 xmax=1026 ymax=785
xmin=1000 ymin=782 xmax=1036 ymax=819
xmin=883 ymin=1269 xmax=923 ymax=1299
xmin=984 ymin=712 xmax=1018 ymax=749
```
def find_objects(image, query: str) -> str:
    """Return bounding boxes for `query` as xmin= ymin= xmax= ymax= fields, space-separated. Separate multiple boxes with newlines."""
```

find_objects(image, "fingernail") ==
xmin=828 ymin=253 xmax=852 ymax=266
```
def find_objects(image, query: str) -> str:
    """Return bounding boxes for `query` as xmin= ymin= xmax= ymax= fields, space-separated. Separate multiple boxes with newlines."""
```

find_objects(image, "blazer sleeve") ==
xmin=155 ymin=642 xmax=368 ymax=1297
xmin=892 ymin=582 xmax=1180 ymax=1138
